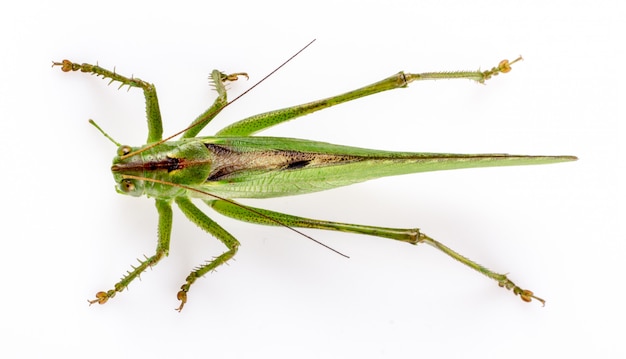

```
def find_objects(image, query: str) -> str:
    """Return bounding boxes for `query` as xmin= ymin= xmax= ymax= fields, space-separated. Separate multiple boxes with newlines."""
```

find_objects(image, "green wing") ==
xmin=196 ymin=136 xmax=576 ymax=199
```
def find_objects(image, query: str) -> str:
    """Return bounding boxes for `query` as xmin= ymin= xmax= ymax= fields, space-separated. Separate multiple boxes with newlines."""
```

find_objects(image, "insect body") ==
xmin=54 ymin=47 xmax=575 ymax=311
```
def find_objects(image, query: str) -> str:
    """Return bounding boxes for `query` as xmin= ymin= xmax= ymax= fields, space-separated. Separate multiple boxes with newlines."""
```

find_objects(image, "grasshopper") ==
xmin=54 ymin=43 xmax=575 ymax=311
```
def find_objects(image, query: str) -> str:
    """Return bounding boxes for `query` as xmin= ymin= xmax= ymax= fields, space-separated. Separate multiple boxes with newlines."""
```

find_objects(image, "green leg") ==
xmin=174 ymin=197 xmax=240 ymax=311
xmin=89 ymin=199 xmax=173 ymax=306
xmin=181 ymin=70 xmax=248 ymax=138
xmin=53 ymin=59 xmax=164 ymax=143
xmin=207 ymin=199 xmax=544 ymax=305
xmin=216 ymin=58 xmax=521 ymax=136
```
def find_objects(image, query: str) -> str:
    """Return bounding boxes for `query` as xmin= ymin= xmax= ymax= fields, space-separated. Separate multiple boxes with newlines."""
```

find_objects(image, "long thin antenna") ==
xmin=121 ymin=39 xmax=317 ymax=160
xmin=122 ymin=175 xmax=350 ymax=258
xmin=121 ymin=174 xmax=349 ymax=258
xmin=116 ymin=40 xmax=347 ymax=257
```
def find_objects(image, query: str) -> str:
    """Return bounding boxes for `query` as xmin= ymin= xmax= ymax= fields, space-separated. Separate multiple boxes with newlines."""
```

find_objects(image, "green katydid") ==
xmin=53 ymin=42 xmax=575 ymax=311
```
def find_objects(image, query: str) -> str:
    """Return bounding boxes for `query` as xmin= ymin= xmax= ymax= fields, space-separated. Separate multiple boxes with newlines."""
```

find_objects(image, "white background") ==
xmin=1 ymin=1 xmax=623 ymax=357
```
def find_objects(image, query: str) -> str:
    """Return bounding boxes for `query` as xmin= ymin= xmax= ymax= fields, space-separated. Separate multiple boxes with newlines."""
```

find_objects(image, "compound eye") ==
xmin=117 ymin=145 xmax=132 ymax=156
xmin=120 ymin=179 xmax=135 ymax=193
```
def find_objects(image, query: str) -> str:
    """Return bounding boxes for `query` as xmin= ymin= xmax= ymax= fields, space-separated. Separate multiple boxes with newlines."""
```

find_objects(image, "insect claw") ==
xmin=52 ymin=59 xmax=75 ymax=72
xmin=222 ymin=72 xmax=249 ymax=82
xmin=517 ymin=288 xmax=546 ymax=306
xmin=176 ymin=289 xmax=188 ymax=312
xmin=89 ymin=291 xmax=110 ymax=305
xmin=499 ymin=279 xmax=545 ymax=306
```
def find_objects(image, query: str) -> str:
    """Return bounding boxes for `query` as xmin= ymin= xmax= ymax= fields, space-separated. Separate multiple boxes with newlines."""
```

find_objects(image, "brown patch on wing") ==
xmin=205 ymin=144 xmax=361 ymax=181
